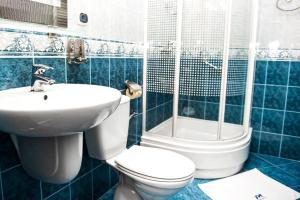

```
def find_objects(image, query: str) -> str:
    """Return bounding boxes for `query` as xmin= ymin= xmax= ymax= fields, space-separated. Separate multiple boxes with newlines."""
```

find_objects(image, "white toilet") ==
xmin=85 ymin=95 xmax=195 ymax=200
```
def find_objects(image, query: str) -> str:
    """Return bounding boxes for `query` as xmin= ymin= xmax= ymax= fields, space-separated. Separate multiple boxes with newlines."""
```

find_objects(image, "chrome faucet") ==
xmin=31 ymin=64 xmax=55 ymax=92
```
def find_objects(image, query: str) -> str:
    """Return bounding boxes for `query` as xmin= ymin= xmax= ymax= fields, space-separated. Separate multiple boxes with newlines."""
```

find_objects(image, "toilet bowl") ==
xmin=85 ymin=95 xmax=195 ymax=200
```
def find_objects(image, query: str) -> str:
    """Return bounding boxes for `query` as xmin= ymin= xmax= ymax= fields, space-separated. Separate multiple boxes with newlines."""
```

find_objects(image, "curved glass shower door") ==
xmin=176 ymin=0 xmax=224 ymax=141
xmin=144 ymin=0 xmax=177 ymax=137
xmin=175 ymin=0 xmax=253 ymax=141
xmin=144 ymin=0 xmax=257 ymax=142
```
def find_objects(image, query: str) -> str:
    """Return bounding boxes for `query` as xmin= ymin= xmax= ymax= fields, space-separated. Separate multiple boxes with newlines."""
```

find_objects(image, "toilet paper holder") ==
xmin=124 ymin=80 xmax=142 ymax=99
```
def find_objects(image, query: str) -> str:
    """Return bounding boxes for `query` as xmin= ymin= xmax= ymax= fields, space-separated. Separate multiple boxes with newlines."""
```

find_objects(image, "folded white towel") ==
xmin=198 ymin=168 xmax=300 ymax=200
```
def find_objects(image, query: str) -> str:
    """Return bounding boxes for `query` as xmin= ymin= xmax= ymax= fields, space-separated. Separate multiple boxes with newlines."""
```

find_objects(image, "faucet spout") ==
xmin=31 ymin=64 xmax=56 ymax=92
xmin=34 ymin=75 xmax=55 ymax=85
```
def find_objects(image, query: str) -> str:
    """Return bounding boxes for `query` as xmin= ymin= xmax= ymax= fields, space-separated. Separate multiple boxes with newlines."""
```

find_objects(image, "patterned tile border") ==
xmin=1 ymin=28 xmax=299 ymax=60
xmin=0 ymin=28 xmax=144 ymax=57
xmin=149 ymin=46 xmax=300 ymax=61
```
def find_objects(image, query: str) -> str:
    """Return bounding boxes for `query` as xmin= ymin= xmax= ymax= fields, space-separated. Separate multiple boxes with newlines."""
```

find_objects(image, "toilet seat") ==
xmin=118 ymin=165 xmax=194 ymax=189
xmin=113 ymin=145 xmax=195 ymax=182
xmin=117 ymin=164 xmax=194 ymax=182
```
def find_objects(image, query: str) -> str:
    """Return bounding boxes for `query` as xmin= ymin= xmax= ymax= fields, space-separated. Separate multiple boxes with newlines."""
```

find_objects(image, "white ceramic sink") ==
xmin=0 ymin=84 xmax=122 ymax=183
xmin=0 ymin=84 xmax=121 ymax=137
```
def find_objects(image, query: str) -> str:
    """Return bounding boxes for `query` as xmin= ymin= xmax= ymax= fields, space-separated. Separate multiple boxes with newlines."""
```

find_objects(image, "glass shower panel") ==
xmin=145 ymin=0 xmax=177 ymax=137
xmin=176 ymin=0 xmax=226 ymax=141
xmin=222 ymin=0 xmax=252 ymax=139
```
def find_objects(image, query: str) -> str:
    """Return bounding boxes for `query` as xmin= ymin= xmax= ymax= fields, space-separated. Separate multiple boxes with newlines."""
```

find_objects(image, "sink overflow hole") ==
xmin=44 ymin=95 xmax=48 ymax=100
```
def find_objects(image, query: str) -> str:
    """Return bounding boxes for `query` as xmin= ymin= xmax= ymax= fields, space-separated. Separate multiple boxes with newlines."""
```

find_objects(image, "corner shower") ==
xmin=141 ymin=0 xmax=258 ymax=178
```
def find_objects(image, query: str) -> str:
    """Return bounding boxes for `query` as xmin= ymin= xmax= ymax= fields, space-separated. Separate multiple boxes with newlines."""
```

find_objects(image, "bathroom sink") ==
xmin=0 ymin=84 xmax=121 ymax=137
xmin=0 ymin=84 xmax=121 ymax=183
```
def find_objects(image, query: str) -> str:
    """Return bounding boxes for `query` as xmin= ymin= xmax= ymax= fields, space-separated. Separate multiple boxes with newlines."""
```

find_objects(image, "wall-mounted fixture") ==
xmin=79 ymin=13 xmax=88 ymax=24
xmin=125 ymin=80 xmax=142 ymax=99
xmin=0 ymin=0 xmax=67 ymax=27
xmin=67 ymin=39 xmax=88 ymax=64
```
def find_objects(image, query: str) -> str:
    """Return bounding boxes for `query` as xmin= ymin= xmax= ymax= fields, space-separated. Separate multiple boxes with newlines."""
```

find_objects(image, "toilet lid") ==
xmin=115 ymin=145 xmax=195 ymax=180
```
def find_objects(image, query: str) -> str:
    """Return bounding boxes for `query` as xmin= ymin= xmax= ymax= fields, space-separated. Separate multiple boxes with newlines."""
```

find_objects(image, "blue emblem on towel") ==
xmin=255 ymin=194 xmax=266 ymax=200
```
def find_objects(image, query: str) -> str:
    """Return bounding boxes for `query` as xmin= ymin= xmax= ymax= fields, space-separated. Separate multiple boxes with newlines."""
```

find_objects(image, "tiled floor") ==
xmin=99 ymin=153 xmax=300 ymax=200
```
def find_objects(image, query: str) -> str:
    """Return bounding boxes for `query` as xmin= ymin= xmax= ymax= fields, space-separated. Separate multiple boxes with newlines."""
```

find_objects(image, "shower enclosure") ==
xmin=141 ymin=0 xmax=259 ymax=178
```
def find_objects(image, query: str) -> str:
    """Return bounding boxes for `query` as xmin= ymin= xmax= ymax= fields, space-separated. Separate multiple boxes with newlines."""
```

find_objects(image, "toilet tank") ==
xmin=85 ymin=95 xmax=130 ymax=160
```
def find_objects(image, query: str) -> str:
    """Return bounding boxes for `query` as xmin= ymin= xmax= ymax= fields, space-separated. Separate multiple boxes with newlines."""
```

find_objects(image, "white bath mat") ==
xmin=198 ymin=169 xmax=300 ymax=200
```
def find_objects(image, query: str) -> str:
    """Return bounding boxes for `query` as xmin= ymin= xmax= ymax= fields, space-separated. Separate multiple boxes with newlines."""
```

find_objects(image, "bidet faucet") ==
xmin=31 ymin=64 xmax=55 ymax=92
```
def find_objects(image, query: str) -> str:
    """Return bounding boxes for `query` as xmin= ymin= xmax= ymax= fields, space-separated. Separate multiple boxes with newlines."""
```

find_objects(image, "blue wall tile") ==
xmin=110 ymin=58 xmax=125 ymax=90
xmin=146 ymin=92 xmax=157 ymax=110
xmin=125 ymin=58 xmax=138 ymax=83
xmin=226 ymin=95 xmax=244 ymax=105
xmin=0 ymin=58 xmax=32 ymax=90
xmin=286 ymin=87 xmax=300 ymax=112
xmin=91 ymin=58 xmax=110 ymax=86
xmin=266 ymin=61 xmax=289 ymax=85
xmin=164 ymin=101 xmax=173 ymax=120
xmin=205 ymin=103 xmax=219 ymax=121
xmin=67 ymin=62 xmax=91 ymax=84
xmin=264 ymin=86 xmax=286 ymax=110
xmin=157 ymin=93 xmax=166 ymax=105
xmin=254 ymin=61 xmax=267 ymax=84
xmin=281 ymin=136 xmax=300 ymax=160
xmin=252 ymin=84 xmax=264 ymax=108
xmin=225 ymin=105 xmax=242 ymax=124
xmin=146 ymin=108 xmax=157 ymax=131
xmin=137 ymin=58 xmax=143 ymax=85
xmin=289 ymin=62 xmax=300 ymax=87
xmin=250 ymin=131 xmax=260 ymax=153
xmin=156 ymin=104 xmax=165 ymax=125
xmin=251 ymin=108 xmax=262 ymax=131
xmin=261 ymin=109 xmax=284 ymax=134
xmin=249 ymin=60 xmax=300 ymax=161
xmin=136 ymin=98 xmax=143 ymax=114
xmin=136 ymin=114 xmax=143 ymax=142
xmin=130 ymin=99 xmax=138 ymax=114
xmin=284 ymin=112 xmax=300 ymax=137
xmin=206 ymin=96 xmax=220 ymax=103
xmin=259 ymin=132 xmax=281 ymax=156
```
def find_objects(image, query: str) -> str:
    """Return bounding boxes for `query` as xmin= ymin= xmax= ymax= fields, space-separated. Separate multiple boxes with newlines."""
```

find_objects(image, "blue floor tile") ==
xmin=276 ymin=162 xmax=300 ymax=179
xmin=99 ymin=185 xmax=117 ymax=200
xmin=259 ymin=167 xmax=300 ymax=187
xmin=44 ymin=186 xmax=70 ymax=200
xmin=292 ymin=185 xmax=300 ymax=193
xmin=256 ymin=154 xmax=298 ymax=166
xmin=243 ymin=153 xmax=272 ymax=170
xmin=169 ymin=179 xmax=211 ymax=200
